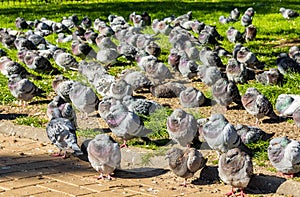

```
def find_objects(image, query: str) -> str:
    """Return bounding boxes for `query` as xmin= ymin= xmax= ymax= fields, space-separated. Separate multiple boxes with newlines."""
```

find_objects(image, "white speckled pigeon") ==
xmin=122 ymin=95 xmax=161 ymax=116
xmin=165 ymin=147 xmax=207 ymax=186
xmin=279 ymin=7 xmax=299 ymax=20
xmin=87 ymin=133 xmax=121 ymax=180
xmin=235 ymin=124 xmax=274 ymax=144
xmin=218 ymin=148 xmax=253 ymax=197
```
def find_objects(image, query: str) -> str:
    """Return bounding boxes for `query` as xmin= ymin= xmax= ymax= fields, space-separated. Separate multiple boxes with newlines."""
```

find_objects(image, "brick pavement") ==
xmin=0 ymin=133 xmax=225 ymax=197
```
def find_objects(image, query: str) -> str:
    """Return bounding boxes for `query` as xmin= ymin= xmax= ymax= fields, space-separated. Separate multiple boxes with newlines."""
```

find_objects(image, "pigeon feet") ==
xmin=96 ymin=173 xmax=113 ymax=180
xmin=51 ymin=152 xmax=68 ymax=159
xmin=277 ymin=172 xmax=295 ymax=178
xmin=120 ymin=140 xmax=128 ymax=148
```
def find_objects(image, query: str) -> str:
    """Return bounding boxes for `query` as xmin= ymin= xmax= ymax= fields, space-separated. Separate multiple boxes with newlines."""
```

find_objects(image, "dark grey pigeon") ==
xmin=279 ymin=7 xmax=299 ymax=20
xmin=275 ymin=94 xmax=300 ymax=117
xmin=0 ymin=57 xmax=34 ymax=79
xmin=226 ymin=58 xmax=248 ymax=84
xmin=241 ymin=87 xmax=278 ymax=125
xmin=226 ymin=26 xmax=244 ymax=43
xmin=276 ymin=53 xmax=300 ymax=75
xmin=14 ymin=36 xmax=37 ymax=50
xmin=71 ymin=40 xmax=97 ymax=59
xmin=268 ymin=136 xmax=300 ymax=178
xmin=202 ymin=113 xmax=252 ymax=155
xmin=165 ymin=147 xmax=207 ymax=186
xmin=117 ymin=42 xmax=138 ymax=61
xmin=15 ymin=17 xmax=31 ymax=29
xmin=218 ymin=148 xmax=253 ymax=197
xmin=46 ymin=108 xmax=83 ymax=158
xmin=81 ymin=16 xmax=92 ymax=29
xmin=197 ymin=65 xmax=222 ymax=87
xmin=69 ymin=82 xmax=100 ymax=118
xmin=212 ymin=77 xmax=242 ymax=108
xmin=237 ymin=46 xmax=265 ymax=69
xmin=289 ymin=46 xmax=300 ymax=64
xmin=235 ymin=124 xmax=274 ymax=144
xmin=150 ymin=82 xmax=186 ymax=98
xmin=122 ymin=95 xmax=161 ymax=116
xmin=8 ymin=74 xmax=45 ymax=105
xmin=179 ymin=87 xmax=206 ymax=108
xmin=243 ymin=24 xmax=257 ymax=42
xmin=255 ymin=68 xmax=283 ymax=85
xmin=233 ymin=43 xmax=243 ymax=59
xmin=87 ymin=134 xmax=121 ymax=180
xmin=166 ymin=108 xmax=198 ymax=147
xmin=198 ymin=30 xmax=219 ymax=45
xmin=105 ymin=103 xmax=153 ymax=148
xmin=52 ymin=75 xmax=75 ymax=102
xmin=23 ymin=50 xmax=55 ymax=74
xmin=199 ymin=47 xmax=224 ymax=68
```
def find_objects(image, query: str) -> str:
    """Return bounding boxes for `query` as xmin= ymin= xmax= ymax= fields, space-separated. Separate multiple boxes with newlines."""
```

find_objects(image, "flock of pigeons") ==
xmin=0 ymin=5 xmax=300 ymax=197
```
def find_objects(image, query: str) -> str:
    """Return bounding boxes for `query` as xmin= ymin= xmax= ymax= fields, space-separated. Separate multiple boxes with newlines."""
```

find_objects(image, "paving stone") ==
xmin=23 ymin=190 xmax=70 ymax=197
xmin=43 ymin=173 xmax=97 ymax=186
xmin=0 ymin=176 xmax=55 ymax=190
xmin=276 ymin=179 xmax=300 ymax=196
xmin=0 ymin=185 xmax=48 ymax=196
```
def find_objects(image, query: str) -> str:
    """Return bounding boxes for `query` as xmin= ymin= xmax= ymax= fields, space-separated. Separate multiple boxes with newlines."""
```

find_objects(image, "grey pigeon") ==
xmin=136 ymin=53 xmax=158 ymax=71
xmin=212 ymin=78 xmax=242 ymax=108
xmin=233 ymin=43 xmax=243 ymax=59
xmin=15 ymin=17 xmax=31 ymax=29
xmin=218 ymin=148 xmax=253 ymax=197
xmin=23 ymin=50 xmax=55 ymax=74
xmin=255 ymin=68 xmax=283 ymax=85
xmin=179 ymin=87 xmax=206 ymax=108
xmin=229 ymin=8 xmax=240 ymax=21
xmin=145 ymin=41 xmax=161 ymax=57
xmin=117 ymin=42 xmax=138 ymax=61
xmin=81 ymin=16 xmax=92 ymax=29
xmin=241 ymin=14 xmax=252 ymax=27
xmin=178 ymin=55 xmax=199 ymax=79
xmin=145 ymin=62 xmax=172 ymax=85
xmin=275 ymin=94 xmax=300 ymax=117
xmin=105 ymin=103 xmax=153 ymax=148
xmin=120 ymin=69 xmax=152 ymax=92
xmin=202 ymin=113 xmax=252 ymax=155
xmin=71 ymin=40 xmax=97 ymax=59
xmin=268 ymin=136 xmax=300 ymax=177
xmin=96 ymin=35 xmax=117 ymax=50
xmin=98 ymin=96 xmax=119 ymax=121
xmin=279 ymin=7 xmax=299 ymax=20
xmin=244 ymin=7 xmax=255 ymax=17
xmin=226 ymin=58 xmax=248 ymax=84
xmin=166 ymin=108 xmax=198 ymax=147
xmin=241 ymin=87 xmax=278 ymax=125
xmin=150 ymin=82 xmax=186 ymax=98
xmin=0 ymin=57 xmax=33 ymax=79
xmin=237 ymin=46 xmax=265 ymax=69
xmin=276 ymin=53 xmax=300 ymax=75
xmin=165 ymin=147 xmax=207 ymax=186
xmin=226 ymin=26 xmax=244 ymax=43
xmin=96 ymin=47 xmax=120 ymax=67
xmin=87 ymin=134 xmax=121 ymax=180
xmin=122 ymin=95 xmax=161 ymax=116
xmin=235 ymin=124 xmax=274 ymax=144
xmin=168 ymin=48 xmax=181 ymax=71
xmin=69 ymin=82 xmax=100 ymax=118
xmin=108 ymin=79 xmax=133 ymax=100
xmin=214 ymin=46 xmax=232 ymax=57
xmin=197 ymin=65 xmax=222 ymax=87
xmin=53 ymin=49 xmax=78 ymax=71
xmin=151 ymin=19 xmax=173 ymax=35
xmin=198 ymin=30 xmax=219 ymax=45
xmin=219 ymin=16 xmax=230 ymax=24
xmin=8 ymin=74 xmax=45 ymax=105
xmin=52 ymin=75 xmax=75 ymax=102
xmin=46 ymin=108 xmax=83 ymax=158
xmin=203 ymin=25 xmax=223 ymax=41
xmin=243 ymin=24 xmax=257 ymax=42
xmin=289 ymin=46 xmax=300 ymax=64
xmin=293 ymin=107 xmax=300 ymax=128
xmin=199 ymin=47 xmax=224 ymax=68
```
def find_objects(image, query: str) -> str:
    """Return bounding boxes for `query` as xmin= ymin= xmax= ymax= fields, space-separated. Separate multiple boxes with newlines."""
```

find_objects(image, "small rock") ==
xmin=277 ymin=180 xmax=300 ymax=196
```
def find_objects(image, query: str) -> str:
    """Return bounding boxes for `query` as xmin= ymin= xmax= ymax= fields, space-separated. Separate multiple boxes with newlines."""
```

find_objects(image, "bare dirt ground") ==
xmin=0 ymin=79 xmax=300 ymax=196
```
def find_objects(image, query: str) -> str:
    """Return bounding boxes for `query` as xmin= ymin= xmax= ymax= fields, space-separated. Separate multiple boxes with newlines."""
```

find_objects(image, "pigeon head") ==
xmin=165 ymin=147 xmax=183 ymax=162
xmin=167 ymin=109 xmax=188 ymax=131
xmin=106 ymin=103 xmax=128 ymax=127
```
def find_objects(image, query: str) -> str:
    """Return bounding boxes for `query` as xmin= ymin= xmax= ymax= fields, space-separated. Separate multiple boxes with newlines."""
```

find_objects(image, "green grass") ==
xmin=13 ymin=116 xmax=48 ymax=127
xmin=247 ymin=140 xmax=270 ymax=167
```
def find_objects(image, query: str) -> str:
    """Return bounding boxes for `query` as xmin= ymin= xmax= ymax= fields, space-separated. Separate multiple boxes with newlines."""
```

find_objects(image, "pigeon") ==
xmin=120 ymin=69 xmax=152 ymax=92
xmin=232 ymin=43 xmax=243 ymax=59
xmin=244 ymin=7 xmax=255 ymax=17
xmin=255 ymin=68 xmax=283 ymax=85
xmin=199 ymin=47 xmax=224 ymax=68
xmin=229 ymin=8 xmax=240 ymax=21
xmin=71 ymin=40 xmax=97 ymax=59
xmin=275 ymin=94 xmax=300 ymax=117
xmin=214 ymin=46 xmax=232 ymax=57
xmin=177 ymin=55 xmax=199 ymax=79
xmin=46 ymin=108 xmax=83 ymax=158
xmin=165 ymin=147 xmax=207 ymax=186
xmin=289 ymin=46 xmax=300 ymax=64
xmin=279 ymin=7 xmax=299 ymax=20
xmin=235 ymin=124 xmax=274 ymax=144
xmin=108 ymin=79 xmax=133 ymax=100
xmin=98 ymin=96 xmax=119 ymax=121
xmin=96 ymin=35 xmax=117 ymax=50
xmin=0 ymin=57 xmax=34 ymax=79
xmin=87 ymin=134 xmax=121 ymax=180
xmin=241 ymin=87 xmax=279 ymax=125
xmin=117 ymin=42 xmax=138 ymax=61
xmin=145 ymin=61 xmax=172 ymax=85
xmin=53 ymin=49 xmax=78 ymax=71
xmin=166 ymin=108 xmax=198 ymax=147
xmin=236 ymin=47 xmax=265 ymax=70
xmin=52 ymin=75 xmax=75 ymax=102
xmin=276 ymin=53 xmax=300 ymax=75
xmin=14 ymin=36 xmax=37 ymax=50
xmin=243 ymin=24 xmax=257 ymax=42
xmin=219 ymin=16 xmax=230 ymax=24
xmin=150 ymin=82 xmax=186 ymax=98
xmin=190 ymin=20 xmax=205 ymax=34
xmin=202 ymin=113 xmax=252 ymax=155
xmin=226 ymin=26 xmax=244 ymax=43
xmin=23 ymin=50 xmax=55 ymax=74
xmin=122 ymin=95 xmax=161 ymax=116
xmin=226 ymin=58 xmax=248 ymax=84
xmin=197 ymin=65 xmax=222 ymax=87
xmin=218 ymin=148 xmax=253 ymax=197
xmin=268 ymin=136 xmax=300 ymax=178
xmin=69 ymin=82 xmax=100 ymax=118
xmin=212 ymin=78 xmax=242 ymax=109
xmin=105 ymin=103 xmax=153 ymax=148
xmin=168 ymin=48 xmax=181 ymax=71
xmin=81 ymin=16 xmax=92 ymax=29
xmin=8 ymin=74 xmax=45 ymax=105
xmin=15 ymin=17 xmax=31 ymax=29
xmin=198 ymin=29 xmax=219 ymax=45
xmin=292 ymin=107 xmax=300 ymax=128
xmin=179 ymin=87 xmax=206 ymax=108
xmin=96 ymin=47 xmax=120 ymax=67
xmin=241 ymin=14 xmax=252 ymax=27
xmin=145 ymin=41 xmax=161 ymax=57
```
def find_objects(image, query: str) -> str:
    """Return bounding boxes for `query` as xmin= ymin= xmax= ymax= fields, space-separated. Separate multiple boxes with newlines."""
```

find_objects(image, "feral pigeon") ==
xmin=199 ymin=47 xmax=224 ymax=68
xmin=0 ymin=57 xmax=33 ymax=79
xmin=108 ymin=79 xmax=133 ymax=100
xmin=241 ymin=87 xmax=278 ymax=125
xmin=279 ymin=7 xmax=299 ymax=20
xmin=69 ymin=82 xmax=100 ymax=118
xmin=197 ymin=65 xmax=222 ymax=87
xmin=237 ymin=47 xmax=265 ymax=69
xmin=98 ymin=96 xmax=119 ymax=121
xmin=166 ymin=108 xmax=198 ymax=147
xmin=23 ymin=50 xmax=55 ymax=74
xmin=218 ymin=148 xmax=253 ymax=197
xmin=150 ymin=82 xmax=186 ymax=98
xmin=293 ymin=107 xmax=300 ymax=128
xmin=241 ymin=14 xmax=252 ymax=27
xmin=235 ymin=124 xmax=274 ymax=144
xmin=122 ymin=95 xmax=161 ymax=116
xmin=178 ymin=55 xmax=199 ymax=79
xmin=165 ymin=147 xmax=207 ymax=186
xmin=46 ymin=108 xmax=83 ymax=158
xmin=8 ymin=74 xmax=45 ymax=105
xmin=53 ymin=49 xmax=78 ymax=71
xmin=226 ymin=26 xmax=244 ymax=43
xmin=105 ymin=103 xmax=153 ymax=148
xmin=243 ymin=24 xmax=257 ymax=42
xmin=275 ymin=94 xmax=300 ymax=117
xmin=52 ymin=75 xmax=75 ymax=102
xmin=87 ymin=134 xmax=121 ymax=180
xmin=229 ymin=8 xmax=240 ymax=21
xmin=168 ymin=48 xmax=181 ymax=71
xmin=71 ymin=40 xmax=97 ymax=59
xmin=145 ymin=61 xmax=172 ymax=85
xmin=202 ymin=113 xmax=252 ymax=155
xmin=255 ymin=68 xmax=283 ymax=85
xmin=179 ymin=87 xmax=206 ymax=108
xmin=276 ymin=53 xmax=300 ymax=75
xmin=268 ymin=136 xmax=300 ymax=177
xmin=226 ymin=58 xmax=248 ymax=84
xmin=198 ymin=30 xmax=219 ymax=45
xmin=120 ymin=69 xmax=152 ymax=92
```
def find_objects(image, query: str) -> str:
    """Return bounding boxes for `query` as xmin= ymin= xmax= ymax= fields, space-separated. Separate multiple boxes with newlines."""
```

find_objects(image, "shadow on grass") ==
xmin=0 ymin=113 xmax=28 ymax=120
